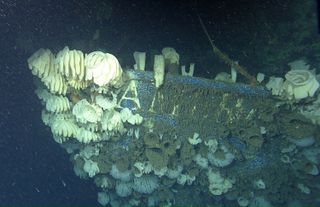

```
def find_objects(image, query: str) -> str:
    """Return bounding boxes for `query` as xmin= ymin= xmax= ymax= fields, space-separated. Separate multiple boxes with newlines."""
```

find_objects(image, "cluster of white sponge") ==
xmin=28 ymin=46 xmax=123 ymax=95
xmin=266 ymin=60 xmax=319 ymax=100
xmin=29 ymin=46 xmax=144 ymax=144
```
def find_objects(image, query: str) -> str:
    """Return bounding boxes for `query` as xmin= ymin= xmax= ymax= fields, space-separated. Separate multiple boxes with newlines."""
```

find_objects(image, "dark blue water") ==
xmin=1 ymin=0 xmax=319 ymax=206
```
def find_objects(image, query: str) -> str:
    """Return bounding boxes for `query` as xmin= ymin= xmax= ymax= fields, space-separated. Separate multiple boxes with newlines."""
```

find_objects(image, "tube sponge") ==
xmin=133 ymin=51 xmax=146 ymax=71
xmin=153 ymin=55 xmax=165 ymax=88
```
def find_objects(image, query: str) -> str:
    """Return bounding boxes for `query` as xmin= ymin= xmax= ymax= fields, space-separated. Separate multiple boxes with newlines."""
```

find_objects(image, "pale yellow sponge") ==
xmin=56 ymin=46 xmax=85 ymax=80
xmin=45 ymin=95 xmax=71 ymax=113
xmin=282 ymin=69 xmax=319 ymax=100
xmin=76 ymin=127 xmax=100 ymax=143
xmin=35 ymin=88 xmax=52 ymax=103
xmin=51 ymin=114 xmax=78 ymax=139
xmin=41 ymin=110 xmax=54 ymax=126
xmin=72 ymin=99 xmax=103 ymax=123
xmin=55 ymin=46 xmax=89 ymax=90
xmin=28 ymin=48 xmax=55 ymax=79
xmin=85 ymin=51 xmax=123 ymax=86
xmin=161 ymin=47 xmax=180 ymax=64
xmin=101 ymin=110 xmax=125 ymax=133
xmin=41 ymin=70 xmax=68 ymax=95
xmin=28 ymin=48 xmax=68 ymax=94
xmin=68 ymin=79 xmax=89 ymax=90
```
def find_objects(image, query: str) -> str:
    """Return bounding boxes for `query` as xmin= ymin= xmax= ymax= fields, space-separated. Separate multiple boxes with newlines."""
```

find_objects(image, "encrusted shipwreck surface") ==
xmin=36 ymin=67 xmax=320 ymax=206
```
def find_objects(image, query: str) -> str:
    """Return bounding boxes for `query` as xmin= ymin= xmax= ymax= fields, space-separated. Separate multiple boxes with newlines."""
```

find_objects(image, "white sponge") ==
xmin=161 ymin=47 xmax=180 ymax=64
xmin=28 ymin=48 xmax=55 ymax=79
xmin=51 ymin=115 xmax=78 ymax=139
xmin=283 ymin=69 xmax=319 ymax=100
xmin=46 ymin=95 xmax=70 ymax=113
xmin=85 ymin=51 xmax=123 ymax=86
xmin=83 ymin=159 xmax=100 ymax=177
xmin=76 ymin=127 xmax=99 ymax=143
xmin=28 ymin=48 xmax=68 ymax=94
xmin=72 ymin=99 xmax=103 ymax=123
xmin=55 ymin=46 xmax=85 ymax=80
